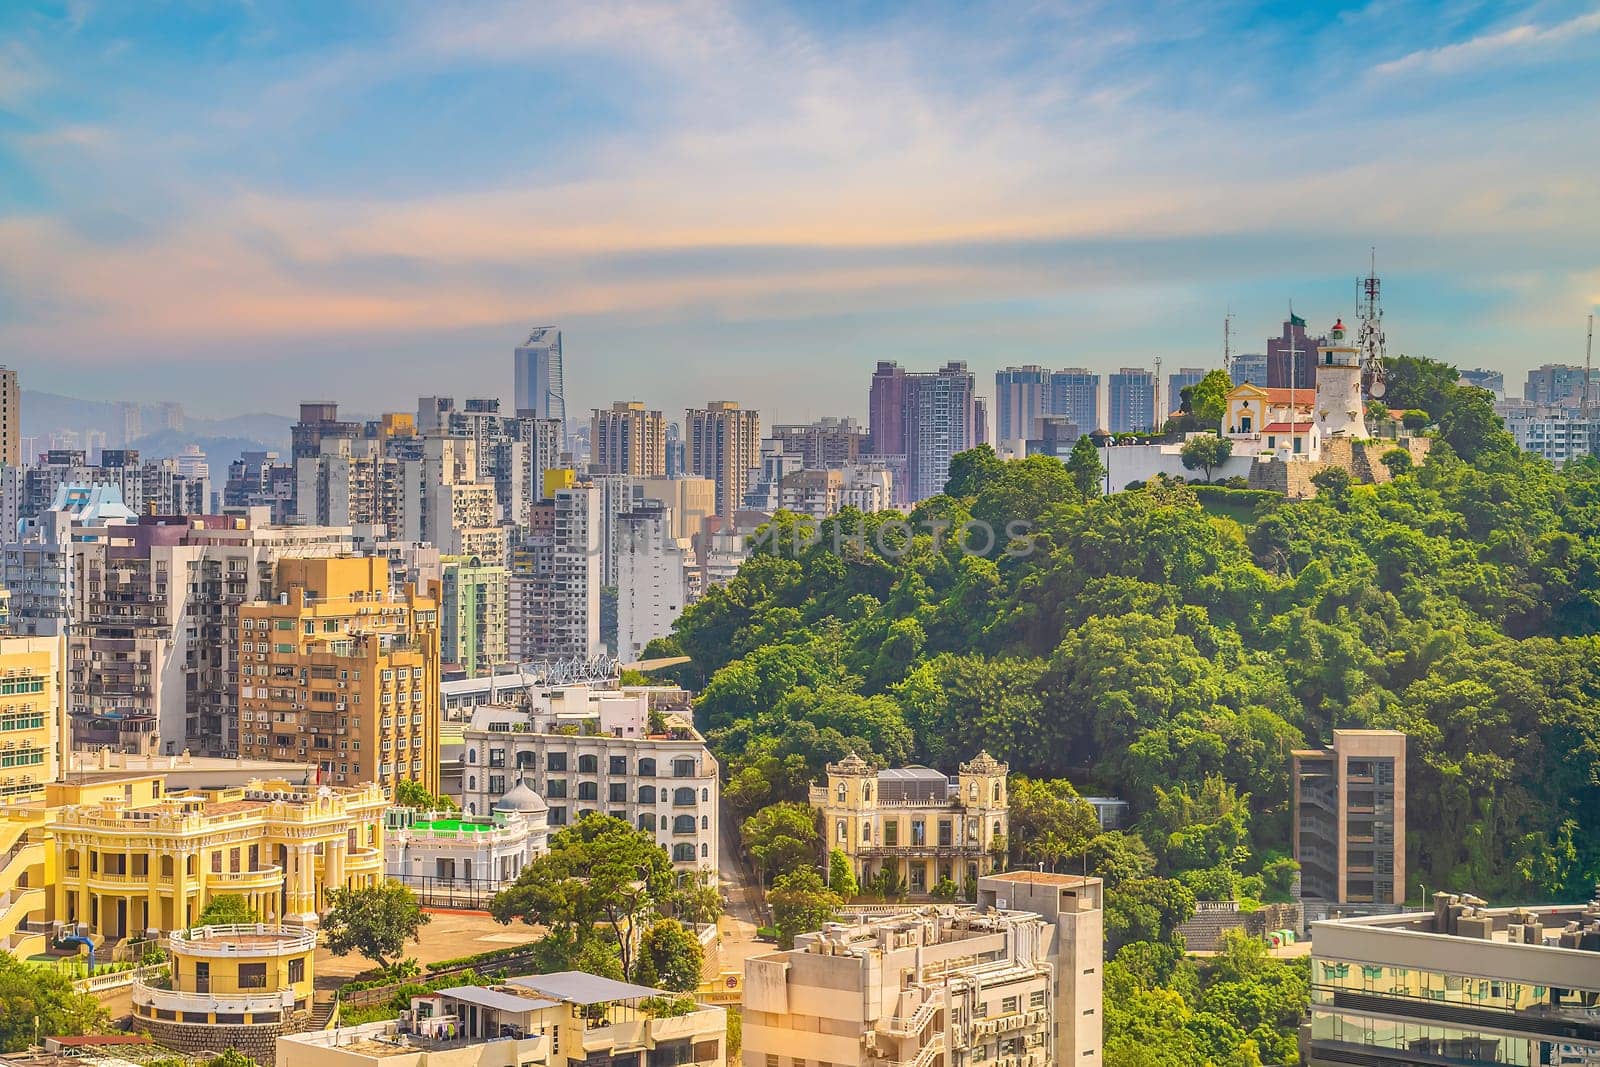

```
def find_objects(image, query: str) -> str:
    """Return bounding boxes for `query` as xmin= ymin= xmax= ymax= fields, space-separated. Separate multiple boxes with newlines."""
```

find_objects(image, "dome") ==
xmin=493 ymin=778 xmax=548 ymax=814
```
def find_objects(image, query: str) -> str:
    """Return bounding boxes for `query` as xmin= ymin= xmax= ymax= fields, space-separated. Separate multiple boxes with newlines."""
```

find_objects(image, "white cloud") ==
xmin=1372 ymin=7 xmax=1600 ymax=77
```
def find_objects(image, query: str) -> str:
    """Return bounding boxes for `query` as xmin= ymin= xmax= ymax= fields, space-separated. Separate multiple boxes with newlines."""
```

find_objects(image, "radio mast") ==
xmin=1358 ymin=249 xmax=1388 ymax=401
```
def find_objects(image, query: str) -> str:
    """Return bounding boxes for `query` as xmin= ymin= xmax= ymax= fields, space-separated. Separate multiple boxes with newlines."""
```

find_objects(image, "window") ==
xmin=289 ymin=958 xmax=305 ymax=984
xmin=673 ymin=787 xmax=696 ymax=806
xmin=609 ymin=755 xmax=628 ymax=775
xmin=609 ymin=783 xmax=627 ymax=803
xmin=548 ymin=806 xmax=568 ymax=826
xmin=546 ymin=779 xmax=568 ymax=798
xmin=837 ymin=820 xmax=847 ymax=843
xmin=884 ymin=822 xmax=899 ymax=846
xmin=639 ymin=785 xmax=657 ymax=804
xmin=911 ymin=820 xmax=925 ymax=846
xmin=1029 ymin=991 xmax=1046 ymax=1009
xmin=547 ymin=752 xmax=567 ymax=772
xmin=639 ymin=812 xmax=657 ymax=831
xmin=672 ymin=758 xmax=695 ymax=777
xmin=238 ymin=963 xmax=268 ymax=989
xmin=639 ymin=758 xmax=656 ymax=776
xmin=1001 ymin=996 xmax=1019 ymax=1014
xmin=578 ymin=782 xmax=597 ymax=801
xmin=673 ymin=843 xmax=696 ymax=862
xmin=578 ymin=754 xmax=598 ymax=774
xmin=674 ymin=815 xmax=696 ymax=834
xmin=939 ymin=820 xmax=953 ymax=846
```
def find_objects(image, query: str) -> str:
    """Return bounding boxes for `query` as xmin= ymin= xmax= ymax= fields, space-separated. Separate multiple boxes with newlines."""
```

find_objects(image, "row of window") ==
xmin=469 ymin=750 xmax=699 ymax=777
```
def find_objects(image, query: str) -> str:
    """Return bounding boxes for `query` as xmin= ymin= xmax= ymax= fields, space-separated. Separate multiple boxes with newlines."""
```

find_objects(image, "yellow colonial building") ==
xmin=49 ymin=775 xmax=386 ymax=938
xmin=134 ymin=921 xmax=319 ymax=1062
xmin=238 ymin=556 xmax=442 ymax=794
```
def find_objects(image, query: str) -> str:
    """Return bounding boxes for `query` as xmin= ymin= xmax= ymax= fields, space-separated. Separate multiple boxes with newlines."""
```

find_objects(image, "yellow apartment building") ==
xmin=134 ymin=921 xmax=319 ymax=1061
xmin=48 ymin=775 xmax=386 ymax=937
xmin=0 ymin=634 xmax=68 ymax=802
xmin=238 ymin=556 xmax=442 ymax=794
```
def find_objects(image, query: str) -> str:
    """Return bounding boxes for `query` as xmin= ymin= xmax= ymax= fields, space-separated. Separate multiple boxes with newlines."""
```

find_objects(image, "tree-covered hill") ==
xmin=654 ymin=403 xmax=1600 ymax=906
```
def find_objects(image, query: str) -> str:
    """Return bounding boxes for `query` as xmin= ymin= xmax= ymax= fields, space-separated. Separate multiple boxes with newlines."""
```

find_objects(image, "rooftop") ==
xmin=508 ymin=970 xmax=667 ymax=1004
xmin=982 ymin=870 xmax=1098 ymax=888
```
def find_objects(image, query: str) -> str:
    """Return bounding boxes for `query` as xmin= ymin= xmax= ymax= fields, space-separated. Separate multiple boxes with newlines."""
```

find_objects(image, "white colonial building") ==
xmin=385 ymin=801 xmax=548 ymax=896
xmin=455 ymin=685 xmax=719 ymax=875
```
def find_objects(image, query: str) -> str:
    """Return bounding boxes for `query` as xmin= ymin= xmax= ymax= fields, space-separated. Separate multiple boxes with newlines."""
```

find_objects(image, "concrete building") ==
xmin=1107 ymin=368 xmax=1156 ymax=433
xmin=439 ymin=555 xmax=509 ymax=677
xmin=1504 ymin=406 xmax=1600 ymax=467
xmin=0 ymin=366 xmax=18 ymax=467
xmin=1307 ymin=890 xmax=1600 ymax=1067
xmin=1267 ymin=314 xmax=1324 ymax=391
xmin=1292 ymin=729 xmax=1407 ymax=909
xmin=1524 ymin=363 xmax=1599 ymax=406
xmin=904 ymin=362 xmax=978 ymax=503
xmin=384 ymin=803 xmax=548 ymax=899
xmin=456 ymin=688 xmax=718 ymax=875
xmin=238 ymin=556 xmax=442 ymax=794
xmin=868 ymin=361 xmax=908 ymax=457
xmin=1459 ymin=367 xmax=1505 ymax=396
xmin=639 ymin=477 xmax=716 ymax=543
xmin=686 ymin=402 xmax=762 ymax=520
xmin=0 ymin=635 xmax=68 ymax=804
xmin=616 ymin=504 xmax=689 ymax=663
xmin=770 ymin=417 xmax=867 ymax=470
xmin=995 ymin=366 xmax=1051 ymax=446
xmin=591 ymin=402 xmax=667 ymax=478
xmin=49 ymin=774 xmax=386 ymax=935
xmin=1048 ymin=369 xmax=1101 ymax=437
xmin=514 ymin=327 xmax=567 ymax=434
xmin=133 ymin=922 xmax=319 ymax=1062
xmin=744 ymin=871 xmax=1103 ymax=1067
xmin=279 ymin=972 xmax=728 ymax=1067
xmin=1230 ymin=352 xmax=1268 ymax=387
xmin=508 ymin=485 xmax=600 ymax=661
xmin=811 ymin=751 xmax=1008 ymax=898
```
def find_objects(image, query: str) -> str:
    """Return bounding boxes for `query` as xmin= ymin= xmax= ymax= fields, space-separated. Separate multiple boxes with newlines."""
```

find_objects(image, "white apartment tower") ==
xmin=617 ymin=503 xmax=688 ymax=662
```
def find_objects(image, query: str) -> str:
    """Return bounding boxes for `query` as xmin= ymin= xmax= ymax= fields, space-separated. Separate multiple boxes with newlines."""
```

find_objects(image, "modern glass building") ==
xmin=1309 ymin=892 xmax=1600 ymax=1067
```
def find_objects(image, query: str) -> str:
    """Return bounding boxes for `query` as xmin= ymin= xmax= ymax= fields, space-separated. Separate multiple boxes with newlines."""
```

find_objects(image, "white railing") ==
xmin=134 ymin=979 xmax=294 ymax=1016
xmin=170 ymin=923 xmax=316 ymax=956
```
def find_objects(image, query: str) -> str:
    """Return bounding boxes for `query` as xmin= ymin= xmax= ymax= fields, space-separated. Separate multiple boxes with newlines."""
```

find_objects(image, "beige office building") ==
xmin=0 ymin=366 xmax=16 ymax=467
xmin=592 ymin=402 xmax=667 ymax=477
xmin=744 ymin=872 xmax=1103 ymax=1067
xmin=1292 ymin=730 xmax=1406 ymax=907
xmin=685 ymin=402 xmax=761 ymax=519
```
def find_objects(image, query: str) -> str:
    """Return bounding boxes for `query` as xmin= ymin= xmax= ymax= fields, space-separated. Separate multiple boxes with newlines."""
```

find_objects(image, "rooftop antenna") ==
xmin=1224 ymin=309 xmax=1235 ymax=379
xmin=1359 ymin=248 xmax=1388 ymax=402
xmin=1288 ymin=300 xmax=1298 ymax=443
xmin=1153 ymin=357 xmax=1163 ymax=433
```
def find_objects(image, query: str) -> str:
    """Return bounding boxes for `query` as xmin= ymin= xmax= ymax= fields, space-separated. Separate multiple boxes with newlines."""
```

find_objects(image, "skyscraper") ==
xmin=1230 ymin=352 xmax=1268 ymax=386
xmin=685 ymin=401 xmax=762 ymax=519
xmin=1168 ymin=367 xmax=1208 ymax=408
xmin=513 ymin=326 xmax=566 ymax=434
xmin=0 ymin=366 xmax=17 ymax=467
xmin=868 ymin=361 xmax=908 ymax=456
xmin=1049 ymin=369 xmax=1101 ymax=434
xmin=994 ymin=366 xmax=1049 ymax=444
xmin=1108 ymin=368 xmax=1156 ymax=433
xmin=904 ymin=362 xmax=977 ymax=502
xmin=590 ymin=401 xmax=667 ymax=477
xmin=1267 ymin=314 xmax=1322 ymax=390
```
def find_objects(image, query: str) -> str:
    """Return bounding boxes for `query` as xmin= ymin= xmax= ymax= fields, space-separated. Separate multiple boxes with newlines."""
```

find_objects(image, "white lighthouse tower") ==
xmin=1315 ymin=318 xmax=1368 ymax=438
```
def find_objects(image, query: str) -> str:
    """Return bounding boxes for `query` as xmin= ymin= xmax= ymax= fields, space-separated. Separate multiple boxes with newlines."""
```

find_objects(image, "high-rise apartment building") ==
xmin=769 ymin=417 xmax=867 ymax=469
xmin=238 ymin=556 xmax=442 ymax=793
xmin=590 ymin=402 xmax=667 ymax=477
xmin=664 ymin=421 xmax=687 ymax=478
xmin=745 ymin=871 xmax=1103 ymax=1067
xmin=900 ymin=362 xmax=978 ymax=502
xmin=1292 ymin=729 xmax=1407 ymax=907
xmin=0 ymin=366 xmax=17 ymax=467
xmin=1168 ymin=366 xmax=1208 ymax=407
xmin=224 ymin=451 xmax=295 ymax=523
xmin=1459 ymin=367 xmax=1505 ymax=396
xmin=1048 ymin=369 xmax=1101 ymax=435
xmin=868 ymin=361 xmax=908 ymax=456
xmin=439 ymin=554 xmax=509 ymax=677
xmin=639 ymin=476 xmax=716 ymax=544
xmin=995 ymin=365 xmax=1050 ymax=444
xmin=1230 ymin=352 xmax=1268 ymax=386
xmin=508 ymin=485 xmax=600 ymax=661
xmin=685 ymin=401 xmax=762 ymax=519
xmin=1524 ymin=363 xmax=1600 ymax=405
xmin=514 ymin=326 xmax=566 ymax=434
xmin=616 ymin=504 xmax=688 ymax=663
xmin=0 ymin=635 xmax=67 ymax=803
xmin=1107 ymin=368 xmax=1156 ymax=433
xmin=1267 ymin=314 xmax=1323 ymax=390
xmin=1307 ymin=890 xmax=1600 ymax=1067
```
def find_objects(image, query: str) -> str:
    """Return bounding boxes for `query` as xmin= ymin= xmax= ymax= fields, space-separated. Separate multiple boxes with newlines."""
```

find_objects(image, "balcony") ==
xmin=206 ymin=865 xmax=284 ymax=891
xmin=133 ymin=980 xmax=294 ymax=1019
xmin=168 ymin=923 xmax=316 ymax=957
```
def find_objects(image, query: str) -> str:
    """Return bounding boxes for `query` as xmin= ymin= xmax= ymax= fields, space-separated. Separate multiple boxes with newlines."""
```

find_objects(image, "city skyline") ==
xmin=2 ymin=2 xmax=1599 ymax=420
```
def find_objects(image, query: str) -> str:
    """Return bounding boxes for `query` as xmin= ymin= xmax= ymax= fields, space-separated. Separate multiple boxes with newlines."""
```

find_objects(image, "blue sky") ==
xmin=2 ymin=0 xmax=1598 ymax=425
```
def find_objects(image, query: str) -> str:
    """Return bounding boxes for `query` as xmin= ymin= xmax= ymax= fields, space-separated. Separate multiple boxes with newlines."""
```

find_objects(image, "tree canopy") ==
xmin=323 ymin=879 xmax=431 ymax=973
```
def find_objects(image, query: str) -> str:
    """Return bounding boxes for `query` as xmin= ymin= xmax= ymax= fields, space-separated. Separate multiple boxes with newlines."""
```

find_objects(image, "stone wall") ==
xmin=1247 ymin=436 xmax=1432 ymax=499
xmin=1173 ymin=901 xmax=1304 ymax=952
xmin=143 ymin=1011 xmax=311 ymax=1066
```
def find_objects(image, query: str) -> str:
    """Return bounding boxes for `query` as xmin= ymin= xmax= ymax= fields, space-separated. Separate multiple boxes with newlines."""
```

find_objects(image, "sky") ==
xmin=2 ymin=0 xmax=1599 ymax=427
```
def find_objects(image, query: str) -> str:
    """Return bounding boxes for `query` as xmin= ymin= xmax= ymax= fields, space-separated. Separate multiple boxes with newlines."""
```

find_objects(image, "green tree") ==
xmin=1380 ymin=448 xmax=1414 ymax=477
xmin=1066 ymin=434 xmax=1107 ymax=499
xmin=394 ymin=779 xmax=458 ymax=811
xmin=1189 ymin=369 xmax=1233 ymax=426
xmin=1180 ymin=434 xmax=1234 ymax=482
xmin=323 ymin=879 xmax=431 ymax=973
xmin=491 ymin=815 xmax=683 ymax=976
xmin=1402 ymin=409 xmax=1430 ymax=432
xmin=1105 ymin=876 xmax=1196 ymax=952
xmin=1382 ymin=354 xmax=1460 ymax=420
xmin=0 ymin=953 xmax=106 ymax=1051
xmin=768 ymin=867 xmax=841 ymax=949
xmin=1008 ymin=776 xmax=1101 ymax=871
xmin=741 ymin=803 xmax=822 ymax=883
xmin=206 ymin=1051 xmax=257 ymax=1067
xmin=1438 ymin=386 xmax=1512 ymax=462
xmin=945 ymin=445 xmax=1006 ymax=498
xmin=631 ymin=919 xmax=705 ymax=992
xmin=1310 ymin=467 xmax=1351 ymax=497
xmin=195 ymin=894 xmax=260 ymax=927
xmin=827 ymin=849 xmax=859 ymax=899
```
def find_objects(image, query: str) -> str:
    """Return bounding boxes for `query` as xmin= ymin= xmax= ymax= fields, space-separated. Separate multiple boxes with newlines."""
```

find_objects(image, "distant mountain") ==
xmin=19 ymin=390 xmax=293 ymax=460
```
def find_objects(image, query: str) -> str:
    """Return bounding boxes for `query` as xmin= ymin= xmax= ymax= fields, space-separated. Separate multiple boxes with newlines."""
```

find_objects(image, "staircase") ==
xmin=310 ymin=998 xmax=338 ymax=1030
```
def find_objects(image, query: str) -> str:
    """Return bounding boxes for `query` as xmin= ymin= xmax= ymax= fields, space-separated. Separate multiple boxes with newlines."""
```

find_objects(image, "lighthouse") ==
xmin=1315 ymin=319 xmax=1368 ymax=438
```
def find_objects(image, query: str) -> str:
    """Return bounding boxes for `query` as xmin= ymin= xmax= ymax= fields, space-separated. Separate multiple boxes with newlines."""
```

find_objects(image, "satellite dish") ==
xmin=1369 ymin=378 xmax=1387 ymax=400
